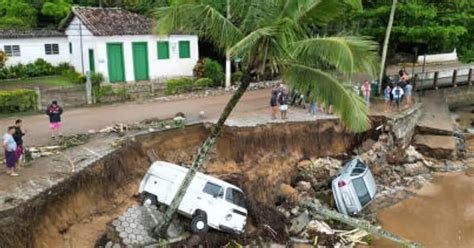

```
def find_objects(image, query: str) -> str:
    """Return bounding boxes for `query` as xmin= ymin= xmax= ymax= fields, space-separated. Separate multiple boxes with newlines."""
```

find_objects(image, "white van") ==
xmin=138 ymin=161 xmax=248 ymax=234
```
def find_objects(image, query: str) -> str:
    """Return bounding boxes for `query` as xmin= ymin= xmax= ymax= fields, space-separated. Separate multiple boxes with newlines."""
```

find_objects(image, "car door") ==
xmin=197 ymin=181 xmax=227 ymax=229
xmin=220 ymin=187 xmax=247 ymax=233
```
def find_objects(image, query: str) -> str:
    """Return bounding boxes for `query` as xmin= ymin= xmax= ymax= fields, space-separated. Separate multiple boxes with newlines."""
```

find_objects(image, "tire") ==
xmin=191 ymin=212 xmax=209 ymax=234
xmin=142 ymin=193 xmax=158 ymax=207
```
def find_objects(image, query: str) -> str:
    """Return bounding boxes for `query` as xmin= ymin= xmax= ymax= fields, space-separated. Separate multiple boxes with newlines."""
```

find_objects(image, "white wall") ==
xmin=93 ymin=34 xmax=199 ymax=82
xmin=0 ymin=37 xmax=69 ymax=66
xmin=65 ymin=17 xmax=199 ymax=83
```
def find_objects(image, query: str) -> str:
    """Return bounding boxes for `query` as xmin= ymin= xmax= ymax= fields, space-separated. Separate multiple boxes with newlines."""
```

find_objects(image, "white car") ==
xmin=138 ymin=161 xmax=247 ymax=234
xmin=332 ymin=158 xmax=377 ymax=215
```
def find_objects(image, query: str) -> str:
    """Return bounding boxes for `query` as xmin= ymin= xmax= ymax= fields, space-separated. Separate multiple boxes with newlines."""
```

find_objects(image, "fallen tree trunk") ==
xmin=300 ymin=198 xmax=422 ymax=248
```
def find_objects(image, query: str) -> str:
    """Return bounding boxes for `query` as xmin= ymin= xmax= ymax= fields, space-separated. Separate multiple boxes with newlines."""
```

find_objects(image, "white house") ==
xmin=0 ymin=7 xmax=199 ymax=83
xmin=0 ymin=30 xmax=69 ymax=66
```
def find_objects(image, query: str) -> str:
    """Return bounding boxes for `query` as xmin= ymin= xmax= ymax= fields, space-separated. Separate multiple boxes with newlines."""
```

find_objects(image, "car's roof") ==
xmin=149 ymin=161 xmax=242 ymax=191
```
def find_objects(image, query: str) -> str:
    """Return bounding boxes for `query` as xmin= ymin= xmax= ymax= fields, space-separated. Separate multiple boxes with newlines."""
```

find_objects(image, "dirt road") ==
xmin=0 ymin=89 xmax=272 ymax=146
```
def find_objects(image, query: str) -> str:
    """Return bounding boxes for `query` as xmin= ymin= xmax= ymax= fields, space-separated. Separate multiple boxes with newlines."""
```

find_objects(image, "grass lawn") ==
xmin=0 ymin=75 xmax=76 ymax=90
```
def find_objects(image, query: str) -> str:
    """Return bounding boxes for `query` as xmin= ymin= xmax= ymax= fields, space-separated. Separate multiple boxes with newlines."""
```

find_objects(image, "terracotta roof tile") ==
xmin=71 ymin=7 xmax=154 ymax=36
xmin=0 ymin=29 xmax=66 ymax=39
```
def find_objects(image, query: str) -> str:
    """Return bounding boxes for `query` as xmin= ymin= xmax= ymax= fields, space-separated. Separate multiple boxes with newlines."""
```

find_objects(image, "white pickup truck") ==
xmin=138 ymin=161 xmax=248 ymax=234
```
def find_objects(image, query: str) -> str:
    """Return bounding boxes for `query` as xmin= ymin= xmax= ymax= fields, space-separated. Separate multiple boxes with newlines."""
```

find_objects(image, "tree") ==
xmin=151 ymin=0 xmax=379 ymax=237
xmin=41 ymin=0 xmax=72 ymax=21
xmin=354 ymin=0 xmax=471 ymax=59
xmin=0 ymin=0 xmax=37 ymax=29
xmin=378 ymin=0 xmax=397 ymax=93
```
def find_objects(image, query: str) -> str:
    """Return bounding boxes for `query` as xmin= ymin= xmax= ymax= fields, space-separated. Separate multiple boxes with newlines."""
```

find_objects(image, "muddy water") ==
xmin=375 ymin=167 xmax=474 ymax=247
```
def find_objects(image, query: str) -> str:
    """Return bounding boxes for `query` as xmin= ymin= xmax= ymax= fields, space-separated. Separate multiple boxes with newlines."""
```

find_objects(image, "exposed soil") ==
xmin=0 ymin=120 xmax=381 ymax=248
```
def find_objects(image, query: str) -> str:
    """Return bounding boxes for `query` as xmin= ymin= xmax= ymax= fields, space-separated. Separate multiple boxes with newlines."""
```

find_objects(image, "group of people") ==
xmin=270 ymin=83 xmax=289 ymax=120
xmin=3 ymin=100 xmax=63 ymax=177
xmin=383 ymin=69 xmax=413 ymax=112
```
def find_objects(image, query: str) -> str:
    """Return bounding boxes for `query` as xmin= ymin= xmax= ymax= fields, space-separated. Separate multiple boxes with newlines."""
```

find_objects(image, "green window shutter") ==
xmin=157 ymin=41 xmax=169 ymax=59
xmin=69 ymin=42 xmax=72 ymax=54
xmin=179 ymin=41 xmax=191 ymax=59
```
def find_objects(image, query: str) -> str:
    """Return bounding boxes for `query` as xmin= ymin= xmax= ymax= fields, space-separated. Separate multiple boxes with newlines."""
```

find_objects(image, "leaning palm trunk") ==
xmin=301 ymin=199 xmax=421 ymax=247
xmin=378 ymin=0 xmax=398 ymax=94
xmin=154 ymin=79 xmax=251 ymax=237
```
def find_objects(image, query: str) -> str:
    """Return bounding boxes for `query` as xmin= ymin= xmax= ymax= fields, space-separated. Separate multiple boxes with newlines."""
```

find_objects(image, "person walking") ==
xmin=13 ymin=119 xmax=26 ymax=166
xmin=392 ymin=84 xmax=404 ymax=112
xmin=3 ymin=126 xmax=18 ymax=176
xmin=362 ymin=80 xmax=371 ymax=107
xmin=46 ymin=100 xmax=63 ymax=139
xmin=279 ymin=90 xmax=289 ymax=120
xmin=404 ymin=81 xmax=413 ymax=106
xmin=383 ymin=85 xmax=392 ymax=113
xmin=270 ymin=90 xmax=279 ymax=120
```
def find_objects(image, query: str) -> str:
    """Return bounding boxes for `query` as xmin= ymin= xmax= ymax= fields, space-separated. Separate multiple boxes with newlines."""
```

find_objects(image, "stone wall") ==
xmin=444 ymin=85 xmax=474 ymax=109
xmin=385 ymin=103 xmax=423 ymax=148
xmin=38 ymin=85 xmax=87 ymax=110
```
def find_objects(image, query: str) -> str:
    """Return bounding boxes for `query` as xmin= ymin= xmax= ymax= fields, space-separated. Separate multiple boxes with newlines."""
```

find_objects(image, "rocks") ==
xmin=404 ymin=145 xmax=424 ymax=163
xmin=279 ymin=184 xmax=300 ymax=205
xmin=403 ymin=162 xmax=430 ymax=176
xmin=289 ymin=211 xmax=311 ymax=235
xmin=297 ymin=158 xmax=342 ymax=188
xmin=414 ymin=135 xmax=457 ymax=159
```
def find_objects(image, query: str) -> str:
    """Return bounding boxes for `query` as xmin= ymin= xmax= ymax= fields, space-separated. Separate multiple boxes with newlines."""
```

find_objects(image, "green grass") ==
xmin=0 ymin=75 xmax=76 ymax=89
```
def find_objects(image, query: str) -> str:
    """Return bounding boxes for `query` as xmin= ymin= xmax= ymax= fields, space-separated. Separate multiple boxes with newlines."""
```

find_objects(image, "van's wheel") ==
xmin=142 ymin=194 xmax=158 ymax=207
xmin=191 ymin=212 xmax=209 ymax=234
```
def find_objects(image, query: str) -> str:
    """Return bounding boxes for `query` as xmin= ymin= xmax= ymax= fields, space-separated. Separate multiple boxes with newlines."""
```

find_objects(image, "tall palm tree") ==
xmin=151 ymin=0 xmax=379 ymax=237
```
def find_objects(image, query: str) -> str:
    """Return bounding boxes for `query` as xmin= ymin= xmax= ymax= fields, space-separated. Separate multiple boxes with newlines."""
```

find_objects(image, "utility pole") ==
xmin=225 ymin=0 xmax=231 ymax=89
xmin=79 ymin=23 xmax=85 ymax=75
xmin=378 ymin=0 xmax=397 ymax=93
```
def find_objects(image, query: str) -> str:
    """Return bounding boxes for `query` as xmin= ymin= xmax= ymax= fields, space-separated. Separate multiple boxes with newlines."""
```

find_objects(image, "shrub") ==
xmin=203 ymin=58 xmax=224 ymax=87
xmin=55 ymin=62 xmax=75 ymax=74
xmin=91 ymin=72 xmax=104 ymax=87
xmin=194 ymin=77 xmax=213 ymax=89
xmin=0 ymin=89 xmax=37 ymax=113
xmin=193 ymin=58 xmax=205 ymax=78
xmin=61 ymin=68 xmax=85 ymax=84
xmin=231 ymin=70 xmax=243 ymax=83
xmin=165 ymin=77 xmax=193 ymax=95
xmin=0 ymin=50 xmax=7 ymax=69
xmin=0 ymin=60 xmax=79 ymax=80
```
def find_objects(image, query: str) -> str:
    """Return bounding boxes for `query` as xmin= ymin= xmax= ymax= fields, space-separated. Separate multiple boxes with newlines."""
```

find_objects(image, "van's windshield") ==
xmin=225 ymin=188 xmax=246 ymax=208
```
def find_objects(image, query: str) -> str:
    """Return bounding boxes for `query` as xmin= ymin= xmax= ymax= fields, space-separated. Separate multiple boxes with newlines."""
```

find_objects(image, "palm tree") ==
xmin=151 ymin=0 xmax=379 ymax=237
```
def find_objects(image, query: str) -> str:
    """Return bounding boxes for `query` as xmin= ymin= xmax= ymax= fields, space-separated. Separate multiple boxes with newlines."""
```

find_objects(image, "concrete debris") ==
xmin=405 ymin=145 xmax=424 ymax=163
xmin=305 ymin=220 xmax=334 ymax=235
xmin=289 ymin=211 xmax=311 ymax=235
xmin=403 ymin=162 xmax=430 ymax=176
xmin=106 ymin=204 xmax=189 ymax=247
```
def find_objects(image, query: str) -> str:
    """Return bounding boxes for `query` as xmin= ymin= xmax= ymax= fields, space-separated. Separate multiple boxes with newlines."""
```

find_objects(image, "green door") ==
xmin=88 ymin=49 xmax=95 ymax=73
xmin=132 ymin=42 xmax=149 ymax=81
xmin=106 ymin=43 xmax=125 ymax=82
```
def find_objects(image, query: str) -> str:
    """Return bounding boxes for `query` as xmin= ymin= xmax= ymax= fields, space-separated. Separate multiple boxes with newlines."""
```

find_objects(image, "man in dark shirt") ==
xmin=13 ymin=119 xmax=26 ymax=166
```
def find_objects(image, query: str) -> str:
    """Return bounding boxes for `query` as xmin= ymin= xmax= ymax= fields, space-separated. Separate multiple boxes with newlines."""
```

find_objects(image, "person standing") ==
xmin=270 ymin=90 xmax=279 ymax=120
xmin=3 ymin=126 xmax=18 ymax=176
xmin=404 ymin=81 xmax=413 ymax=106
xmin=46 ymin=100 xmax=63 ymax=139
xmin=383 ymin=85 xmax=392 ymax=113
xmin=362 ymin=80 xmax=371 ymax=107
xmin=13 ymin=119 xmax=26 ymax=166
xmin=392 ymin=84 xmax=404 ymax=111
xmin=279 ymin=90 xmax=289 ymax=120
xmin=308 ymin=100 xmax=317 ymax=118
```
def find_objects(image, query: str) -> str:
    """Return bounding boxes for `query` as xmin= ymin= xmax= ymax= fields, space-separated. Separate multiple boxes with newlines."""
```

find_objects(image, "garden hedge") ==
xmin=165 ymin=77 xmax=193 ymax=95
xmin=0 ymin=89 xmax=37 ymax=113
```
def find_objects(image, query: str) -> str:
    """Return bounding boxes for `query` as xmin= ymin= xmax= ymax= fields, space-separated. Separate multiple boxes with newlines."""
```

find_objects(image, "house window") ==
xmin=69 ymin=42 xmax=72 ymax=54
xmin=4 ymin=45 xmax=20 ymax=56
xmin=157 ymin=41 xmax=169 ymax=59
xmin=178 ymin=41 xmax=191 ymax=58
xmin=45 ymin=44 xmax=59 ymax=55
